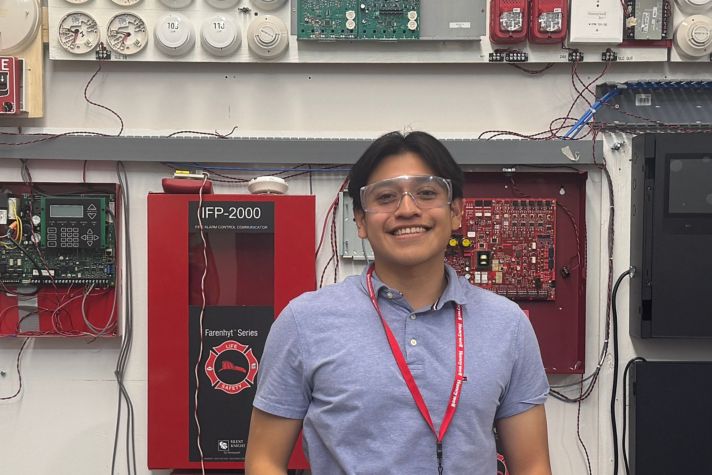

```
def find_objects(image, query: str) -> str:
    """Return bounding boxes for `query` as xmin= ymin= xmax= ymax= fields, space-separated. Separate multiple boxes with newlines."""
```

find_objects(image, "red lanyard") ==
xmin=366 ymin=265 xmax=465 ymax=474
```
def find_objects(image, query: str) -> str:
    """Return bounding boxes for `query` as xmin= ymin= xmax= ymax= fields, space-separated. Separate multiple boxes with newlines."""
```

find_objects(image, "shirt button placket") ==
xmin=407 ymin=314 xmax=418 ymax=360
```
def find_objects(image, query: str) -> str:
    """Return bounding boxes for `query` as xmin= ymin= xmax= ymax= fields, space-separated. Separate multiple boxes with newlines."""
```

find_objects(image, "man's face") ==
xmin=354 ymin=151 xmax=462 ymax=271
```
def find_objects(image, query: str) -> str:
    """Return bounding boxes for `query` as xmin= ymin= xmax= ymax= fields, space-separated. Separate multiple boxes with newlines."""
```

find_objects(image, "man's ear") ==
xmin=355 ymin=209 xmax=368 ymax=239
xmin=450 ymin=198 xmax=463 ymax=231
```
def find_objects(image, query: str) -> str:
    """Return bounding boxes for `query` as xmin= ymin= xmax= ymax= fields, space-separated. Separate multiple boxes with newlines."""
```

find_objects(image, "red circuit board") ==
xmin=446 ymin=198 xmax=556 ymax=301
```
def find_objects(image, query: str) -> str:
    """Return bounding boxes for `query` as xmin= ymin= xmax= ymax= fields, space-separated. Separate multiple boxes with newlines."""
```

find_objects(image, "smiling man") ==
xmin=246 ymin=131 xmax=551 ymax=475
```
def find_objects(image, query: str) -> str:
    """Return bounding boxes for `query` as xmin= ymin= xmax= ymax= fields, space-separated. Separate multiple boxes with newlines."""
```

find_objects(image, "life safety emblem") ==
xmin=205 ymin=340 xmax=259 ymax=395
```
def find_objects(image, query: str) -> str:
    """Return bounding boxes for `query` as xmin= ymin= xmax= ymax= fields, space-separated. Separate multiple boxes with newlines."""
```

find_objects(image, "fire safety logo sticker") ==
xmin=205 ymin=340 xmax=259 ymax=395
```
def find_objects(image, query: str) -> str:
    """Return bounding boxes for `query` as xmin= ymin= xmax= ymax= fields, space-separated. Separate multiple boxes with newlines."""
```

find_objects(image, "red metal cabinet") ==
xmin=147 ymin=193 xmax=315 ymax=470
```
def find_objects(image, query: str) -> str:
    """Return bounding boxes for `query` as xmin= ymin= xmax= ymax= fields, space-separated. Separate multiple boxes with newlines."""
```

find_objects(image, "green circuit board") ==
xmin=0 ymin=193 xmax=116 ymax=287
xmin=297 ymin=0 xmax=420 ymax=40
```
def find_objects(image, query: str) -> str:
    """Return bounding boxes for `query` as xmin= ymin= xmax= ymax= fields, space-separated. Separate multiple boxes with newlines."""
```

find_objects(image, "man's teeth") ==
xmin=393 ymin=226 xmax=427 ymax=236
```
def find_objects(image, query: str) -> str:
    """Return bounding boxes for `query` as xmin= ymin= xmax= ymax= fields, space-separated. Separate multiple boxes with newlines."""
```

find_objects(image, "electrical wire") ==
xmin=0 ymin=66 xmax=125 ymax=147
xmin=192 ymin=173 xmax=210 ymax=475
xmin=111 ymin=162 xmax=137 ymax=475
xmin=330 ymin=200 xmax=339 ymax=283
xmin=315 ymin=178 xmax=349 ymax=259
xmin=316 ymin=179 xmax=349 ymax=288
xmin=478 ymin=60 xmax=611 ymax=141
xmin=577 ymin=374 xmax=593 ymax=475
xmin=166 ymin=125 xmax=238 ymax=138
xmin=24 ymin=197 xmax=59 ymax=288
xmin=11 ymin=199 xmax=21 ymax=241
xmin=550 ymin=132 xmax=616 ymax=404
xmin=623 ymin=357 xmax=647 ymax=475
xmin=20 ymin=159 xmax=32 ymax=185
xmin=508 ymin=62 xmax=556 ymax=75
xmin=611 ymin=267 xmax=634 ymax=475
xmin=0 ymin=337 xmax=30 ymax=401
xmin=0 ymin=282 xmax=39 ymax=297
xmin=83 ymin=63 xmax=124 ymax=137
xmin=81 ymin=283 xmax=118 ymax=336
xmin=564 ymin=89 xmax=621 ymax=139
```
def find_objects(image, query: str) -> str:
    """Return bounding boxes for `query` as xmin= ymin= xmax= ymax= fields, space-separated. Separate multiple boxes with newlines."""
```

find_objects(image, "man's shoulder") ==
xmin=287 ymin=274 xmax=367 ymax=315
xmin=458 ymin=278 xmax=527 ymax=323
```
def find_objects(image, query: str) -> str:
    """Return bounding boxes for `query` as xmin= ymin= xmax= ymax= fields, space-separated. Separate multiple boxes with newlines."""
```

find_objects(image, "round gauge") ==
xmin=0 ymin=0 xmax=41 ymax=54
xmin=201 ymin=15 xmax=241 ymax=56
xmin=155 ymin=13 xmax=195 ymax=56
xmin=111 ymin=0 xmax=143 ymax=6
xmin=205 ymin=0 xmax=239 ymax=9
xmin=251 ymin=0 xmax=287 ymax=11
xmin=159 ymin=0 xmax=193 ymax=9
xmin=246 ymin=15 xmax=288 ymax=59
xmin=107 ymin=13 xmax=149 ymax=56
xmin=58 ymin=12 xmax=100 ymax=54
xmin=63 ymin=0 xmax=92 ymax=5
xmin=674 ymin=14 xmax=712 ymax=57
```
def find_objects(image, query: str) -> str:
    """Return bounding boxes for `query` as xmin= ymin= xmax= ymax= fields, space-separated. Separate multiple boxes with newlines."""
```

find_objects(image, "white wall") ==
xmin=1 ymin=58 xmax=712 ymax=475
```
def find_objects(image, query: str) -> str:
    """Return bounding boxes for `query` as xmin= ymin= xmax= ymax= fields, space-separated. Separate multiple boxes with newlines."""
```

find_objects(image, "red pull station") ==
xmin=0 ymin=57 xmax=22 ymax=115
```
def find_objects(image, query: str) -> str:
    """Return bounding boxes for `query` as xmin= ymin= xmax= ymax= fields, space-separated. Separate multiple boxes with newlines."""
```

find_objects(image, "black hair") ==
xmin=347 ymin=130 xmax=465 ymax=212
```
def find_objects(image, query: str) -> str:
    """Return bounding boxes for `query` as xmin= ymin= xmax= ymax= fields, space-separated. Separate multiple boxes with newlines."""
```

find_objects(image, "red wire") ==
xmin=315 ymin=177 xmax=349 ymax=258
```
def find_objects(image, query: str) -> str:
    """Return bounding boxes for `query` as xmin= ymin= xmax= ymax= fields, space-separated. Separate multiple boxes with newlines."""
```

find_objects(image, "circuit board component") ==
xmin=624 ymin=0 xmax=671 ymax=41
xmin=0 ymin=192 xmax=116 ymax=286
xmin=297 ymin=0 xmax=420 ymax=40
xmin=446 ymin=198 xmax=556 ymax=300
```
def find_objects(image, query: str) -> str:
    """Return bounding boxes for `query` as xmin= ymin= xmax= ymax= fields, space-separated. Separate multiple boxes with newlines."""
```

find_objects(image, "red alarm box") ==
xmin=147 ymin=193 xmax=315 ymax=471
xmin=529 ymin=0 xmax=568 ymax=44
xmin=490 ymin=0 xmax=529 ymax=44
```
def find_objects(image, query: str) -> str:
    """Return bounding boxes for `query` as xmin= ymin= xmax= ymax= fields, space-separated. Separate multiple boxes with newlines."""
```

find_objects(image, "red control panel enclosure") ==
xmin=0 ymin=57 xmax=21 ymax=115
xmin=490 ymin=0 xmax=529 ymax=44
xmin=147 ymin=193 xmax=315 ymax=470
xmin=0 ymin=182 xmax=120 ymax=338
xmin=459 ymin=172 xmax=587 ymax=374
xmin=529 ymin=0 xmax=568 ymax=44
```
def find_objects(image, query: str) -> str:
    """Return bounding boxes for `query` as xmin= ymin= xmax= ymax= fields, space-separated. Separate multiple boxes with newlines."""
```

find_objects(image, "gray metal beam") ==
xmin=0 ymin=135 xmax=601 ymax=165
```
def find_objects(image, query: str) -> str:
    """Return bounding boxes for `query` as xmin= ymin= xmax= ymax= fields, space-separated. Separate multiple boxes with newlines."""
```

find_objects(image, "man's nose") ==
xmin=395 ymin=191 xmax=420 ymax=214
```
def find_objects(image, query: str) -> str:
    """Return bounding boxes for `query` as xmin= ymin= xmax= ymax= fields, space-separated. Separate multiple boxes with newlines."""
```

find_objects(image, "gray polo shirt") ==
xmin=253 ymin=265 xmax=549 ymax=474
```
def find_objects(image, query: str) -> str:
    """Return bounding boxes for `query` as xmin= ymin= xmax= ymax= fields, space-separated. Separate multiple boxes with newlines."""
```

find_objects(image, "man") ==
xmin=246 ymin=131 xmax=551 ymax=474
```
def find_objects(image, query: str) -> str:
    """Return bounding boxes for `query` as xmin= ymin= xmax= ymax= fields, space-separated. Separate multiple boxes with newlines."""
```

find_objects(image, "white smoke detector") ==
xmin=246 ymin=15 xmax=289 ymax=59
xmin=247 ymin=176 xmax=288 ymax=194
xmin=676 ymin=0 xmax=712 ymax=15
xmin=674 ymin=15 xmax=712 ymax=58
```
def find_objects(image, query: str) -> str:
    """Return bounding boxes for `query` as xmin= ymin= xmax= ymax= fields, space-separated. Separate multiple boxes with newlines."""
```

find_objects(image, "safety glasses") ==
xmin=360 ymin=175 xmax=452 ymax=213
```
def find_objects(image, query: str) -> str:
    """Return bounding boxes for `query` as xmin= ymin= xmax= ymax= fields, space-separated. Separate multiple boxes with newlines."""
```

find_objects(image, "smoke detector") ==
xmin=247 ymin=176 xmax=288 ymax=194
xmin=674 ymin=15 xmax=712 ymax=57
xmin=676 ymin=0 xmax=712 ymax=15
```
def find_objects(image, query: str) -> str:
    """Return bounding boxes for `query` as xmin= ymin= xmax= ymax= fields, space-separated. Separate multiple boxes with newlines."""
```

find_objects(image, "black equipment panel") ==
xmin=630 ymin=134 xmax=712 ymax=338
xmin=629 ymin=361 xmax=712 ymax=474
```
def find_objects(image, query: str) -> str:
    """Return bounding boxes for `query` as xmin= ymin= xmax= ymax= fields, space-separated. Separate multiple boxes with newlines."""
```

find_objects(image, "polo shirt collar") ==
xmin=359 ymin=264 xmax=468 ymax=310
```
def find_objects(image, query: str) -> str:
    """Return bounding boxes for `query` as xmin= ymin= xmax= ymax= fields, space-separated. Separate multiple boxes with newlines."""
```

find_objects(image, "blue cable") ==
xmin=564 ymin=89 xmax=621 ymax=139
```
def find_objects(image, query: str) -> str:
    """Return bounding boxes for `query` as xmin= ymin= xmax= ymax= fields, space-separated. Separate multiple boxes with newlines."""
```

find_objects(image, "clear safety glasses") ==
xmin=360 ymin=175 xmax=453 ymax=214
